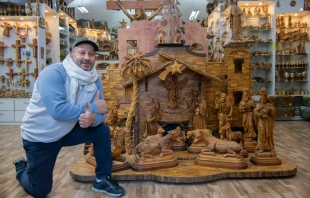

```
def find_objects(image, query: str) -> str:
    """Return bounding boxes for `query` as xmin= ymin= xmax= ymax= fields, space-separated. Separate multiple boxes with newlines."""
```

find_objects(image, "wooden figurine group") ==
xmin=96 ymin=85 xmax=281 ymax=172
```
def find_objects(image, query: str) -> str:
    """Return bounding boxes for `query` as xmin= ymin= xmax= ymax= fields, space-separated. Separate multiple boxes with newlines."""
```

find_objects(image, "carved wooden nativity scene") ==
xmin=70 ymin=0 xmax=296 ymax=183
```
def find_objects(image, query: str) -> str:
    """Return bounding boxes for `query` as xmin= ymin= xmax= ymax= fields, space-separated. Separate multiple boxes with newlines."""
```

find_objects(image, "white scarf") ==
xmin=63 ymin=55 xmax=98 ymax=104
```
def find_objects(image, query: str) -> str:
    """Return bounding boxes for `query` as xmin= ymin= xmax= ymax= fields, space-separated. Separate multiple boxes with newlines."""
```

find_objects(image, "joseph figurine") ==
xmin=253 ymin=87 xmax=276 ymax=153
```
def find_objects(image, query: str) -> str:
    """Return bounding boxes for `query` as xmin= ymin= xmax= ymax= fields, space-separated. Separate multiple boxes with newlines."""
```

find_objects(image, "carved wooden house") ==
xmin=102 ymin=41 xmax=253 ymax=146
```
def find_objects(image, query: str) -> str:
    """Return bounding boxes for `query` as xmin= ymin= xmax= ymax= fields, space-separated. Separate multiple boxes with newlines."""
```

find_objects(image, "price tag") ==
xmin=13 ymin=50 xmax=16 ymax=54
xmin=58 ymin=55 xmax=60 ymax=58
xmin=284 ymin=114 xmax=287 ymax=117
xmin=289 ymin=103 xmax=292 ymax=106
xmin=273 ymin=43 xmax=276 ymax=50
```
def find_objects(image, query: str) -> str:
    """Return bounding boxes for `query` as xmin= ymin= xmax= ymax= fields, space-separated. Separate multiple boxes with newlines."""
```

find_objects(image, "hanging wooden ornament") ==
xmin=290 ymin=0 xmax=296 ymax=7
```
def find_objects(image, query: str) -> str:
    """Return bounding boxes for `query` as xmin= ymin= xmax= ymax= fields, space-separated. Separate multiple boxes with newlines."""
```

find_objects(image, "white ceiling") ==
xmin=68 ymin=0 xmax=209 ymax=29
xmin=2 ymin=0 xmax=209 ymax=29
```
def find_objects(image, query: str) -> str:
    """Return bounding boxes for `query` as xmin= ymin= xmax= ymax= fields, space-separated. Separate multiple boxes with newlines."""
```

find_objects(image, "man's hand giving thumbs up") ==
xmin=79 ymin=102 xmax=96 ymax=128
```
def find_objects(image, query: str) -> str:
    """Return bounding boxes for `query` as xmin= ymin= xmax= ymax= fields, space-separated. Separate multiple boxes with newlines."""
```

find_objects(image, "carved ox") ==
xmin=134 ymin=128 xmax=180 ymax=160
xmin=193 ymin=130 xmax=244 ymax=158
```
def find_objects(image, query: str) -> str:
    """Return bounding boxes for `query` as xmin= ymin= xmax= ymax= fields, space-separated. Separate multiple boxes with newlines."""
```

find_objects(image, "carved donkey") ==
xmin=222 ymin=123 xmax=244 ymax=147
xmin=144 ymin=126 xmax=165 ymax=142
xmin=134 ymin=128 xmax=180 ymax=160
xmin=193 ymin=130 xmax=244 ymax=158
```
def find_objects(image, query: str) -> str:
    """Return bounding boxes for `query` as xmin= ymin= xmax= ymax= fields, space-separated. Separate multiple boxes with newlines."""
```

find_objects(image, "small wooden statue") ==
xmin=158 ymin=28 xmax=165 ymax=44
xmin=215 ymin=92 xmax=233 ymax=140
xmin=229 ymin=0 xmax=243 ymax=41
xmin=174 ymin=28 xmax=182 ymax=43
xmin=250 ymin=87 xmax=282 ymax=166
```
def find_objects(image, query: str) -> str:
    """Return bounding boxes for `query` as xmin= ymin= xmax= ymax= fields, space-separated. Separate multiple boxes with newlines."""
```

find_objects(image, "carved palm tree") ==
xmin=121 ymin=52 xmax=152 ymax=154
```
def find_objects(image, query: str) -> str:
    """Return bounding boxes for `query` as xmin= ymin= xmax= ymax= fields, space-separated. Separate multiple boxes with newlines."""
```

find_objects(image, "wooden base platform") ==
xmin=244 ymin=141 xmax=257 ymax=153
xmin=70 ymin=151 xmax=297 ymax=183
xmin=131 ymin=159 xmax=179 ymax=171
xmin=250 ymin=150 xmax=282 ymax=166
xmin=84 ymin=154 xmax=131 ymax=172
xmin=195 ymin=153 xmax=248 ymax=169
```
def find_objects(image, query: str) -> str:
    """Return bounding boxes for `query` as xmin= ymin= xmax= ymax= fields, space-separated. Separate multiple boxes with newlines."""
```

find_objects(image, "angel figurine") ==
xmin=161 ymin=75 xmax=188 ymax=109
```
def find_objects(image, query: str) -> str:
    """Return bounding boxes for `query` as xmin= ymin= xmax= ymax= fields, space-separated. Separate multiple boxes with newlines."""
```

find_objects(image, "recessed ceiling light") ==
xmin=245 ymin=3 xmax=249 ymax=6
xmin=259 ymin=3 xmax=262 ymax=5
xmin=60 ymin=13 xmax=63 ymax=15
xmin=218 ymin=8 xmax=220 ymax=10
xmin=45 ymin=10 xmax=48 ymax=12
xmin=1 ymin=17 xmax=5 ymax=19
xmin=20 ymin=18 xmax=24 ymax=20
xmin=300 ymin=8 xmax=303 ymax=10
xmin=294 ymin=14 xmax=298 ymax=16
xmin=69 ymin=19 xmax=72 ymax=21
xmin=53 ymin=16 xmax=56 ymax=18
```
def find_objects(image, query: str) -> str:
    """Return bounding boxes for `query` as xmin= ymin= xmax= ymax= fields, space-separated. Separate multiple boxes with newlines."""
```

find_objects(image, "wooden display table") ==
xmin=70 ymin=151 xmax=296 ymax=183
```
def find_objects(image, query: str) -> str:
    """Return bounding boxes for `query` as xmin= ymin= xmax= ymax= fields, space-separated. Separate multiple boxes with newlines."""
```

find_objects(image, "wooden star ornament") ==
xmin=159 ymin=60 xmax=184 ymax=80
xmin=119 ymin=19 xmax=127 ymax=28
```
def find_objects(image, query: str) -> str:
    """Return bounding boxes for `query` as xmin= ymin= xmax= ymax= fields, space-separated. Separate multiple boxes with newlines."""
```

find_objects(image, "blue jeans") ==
xmin=17 ymin=123 xmax=112 ymax=198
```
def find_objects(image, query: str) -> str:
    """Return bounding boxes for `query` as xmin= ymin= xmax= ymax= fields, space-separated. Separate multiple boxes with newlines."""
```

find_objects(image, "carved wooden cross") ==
xmin=0 ymin=41 xmax=7 ymax=57
xmin=30 ymin=67 xmax=38 ymax=80
xmin=18 ymin=68 xmax=29 ymax=86
xmin=11 ymin=40 xmax=25 ymax=59
xmin=40 ymin=47 xmax=44 ymax=59
xmin=6 ymin=68 xmax=17 ymax=83
xmin=14 ymin=58 xmax=23 ymax=67
xmin=24 ymin=57 xmax=32 ymax=75
xmin=107 ymin=0 xmax=161 ymax=9
xmin=27 ymin=38 xmax=38 ymax=58
xmin=21 ymin=79 xmax=30 ymax=87
xmin=36 ymin=1 xmax=40 ymax=16
xmin=0 ymin=57 xmax=5 ymax=65
xmin=0 ymin=22 xmax=13 ymax=37
xmin=13 ymin=23 xmax=21 ymax=35
xmin=22 ymin=23 xmax=31 ymax=36
xmin=33 ymin=24 xmax=38 ymax=36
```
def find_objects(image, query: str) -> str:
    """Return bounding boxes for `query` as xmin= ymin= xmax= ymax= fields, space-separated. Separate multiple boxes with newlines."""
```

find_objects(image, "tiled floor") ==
xmin=1 ymin=121 xmax=310 ymax=198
